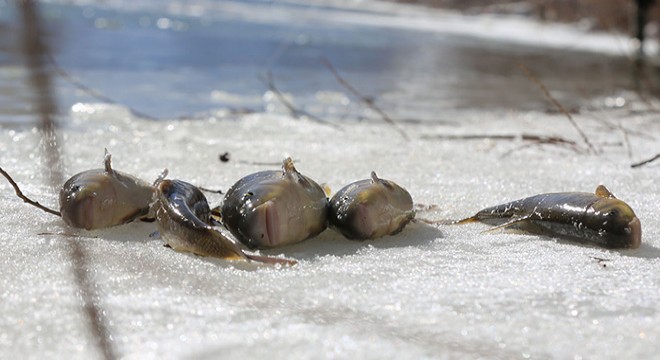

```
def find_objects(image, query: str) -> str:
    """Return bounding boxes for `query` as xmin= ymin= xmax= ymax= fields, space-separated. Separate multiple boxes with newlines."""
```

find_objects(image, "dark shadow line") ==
xmin=18 ymin=1 xmax=117 ymax=359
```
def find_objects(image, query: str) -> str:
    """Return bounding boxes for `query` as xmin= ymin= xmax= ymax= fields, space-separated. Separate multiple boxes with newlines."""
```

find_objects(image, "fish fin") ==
xmin=453 ymin=216 xmax=480 ymax=225
xmin=595 ymin=185 xmax=616 ymax=199
xmin=103 ymin=148 xmax=114 ymax=175
xmin=244 ymin=253 xmax=298 ymax=266
xmin=282 ymin=157 xmax=297 ymax=175
xmin=481 ymin=215 xmax=532 ymax=233
xmin=210 ymin=206 xmax=223 ymax=224
xmin=140 ymin=216 xmax=156 ymax=223
xmin=320 ymin=183 xmax=332 ymax=196
xmin=153 ymin=168 xmax=168 ymax=187
xmin=370 ymin=171 xmax=380 ymax=183
xmin=282 ymin=157 xmax=305 ymax=182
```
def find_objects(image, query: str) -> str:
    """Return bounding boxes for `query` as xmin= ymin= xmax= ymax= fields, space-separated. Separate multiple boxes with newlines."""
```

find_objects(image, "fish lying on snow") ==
xmin=456 ymin=185 xmax=641 ymax=249
xmin=153 ymin=178 xmax=296 ymax=265
xmin=59 ymin=150 xmax=154 ymax=230
xmin=329 ymin=171 xmax=415 ymax=240
xmin=221 ymin=157 xmax=328 ymax=249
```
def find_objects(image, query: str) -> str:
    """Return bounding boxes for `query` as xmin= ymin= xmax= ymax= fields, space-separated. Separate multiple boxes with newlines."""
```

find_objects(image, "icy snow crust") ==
xmin=1 ymin=1 xmax=660 ymax=360
xmin=1 ymin=106 xmax=659 ymax=359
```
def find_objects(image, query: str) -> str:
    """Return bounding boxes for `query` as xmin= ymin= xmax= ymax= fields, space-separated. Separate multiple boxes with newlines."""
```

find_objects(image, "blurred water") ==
xmin=0 ymin=0 xmax=644 ymax=122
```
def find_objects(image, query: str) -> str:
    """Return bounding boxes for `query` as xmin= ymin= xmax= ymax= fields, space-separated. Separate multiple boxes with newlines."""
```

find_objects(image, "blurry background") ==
xmin=401 ymin=0 xmax=657 ymax=32
xmin=1 ymin=0 xmax=658 ymax=125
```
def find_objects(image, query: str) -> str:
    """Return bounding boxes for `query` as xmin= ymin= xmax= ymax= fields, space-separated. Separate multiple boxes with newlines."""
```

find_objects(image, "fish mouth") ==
xmin=80 ymin=197 xmax=95 ymax=230
xmin=627 ymin=217 xmax=642 ymax=249
xmin=262 ymin=200 xmax=278 ymax=248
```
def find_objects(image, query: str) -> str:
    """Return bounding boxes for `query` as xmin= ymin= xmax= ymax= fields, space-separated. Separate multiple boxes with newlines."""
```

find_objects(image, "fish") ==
xmin=153 ymin=178 xmax=296 ymax=265
xmin=221 ymin=157 xmax=328 ymax=249
xmin=59 ymin=151 xmax=154 ymax=230
xmin=329 ymin=171 xmax=415 ymax=240
xmin=456 ymin=185 xmax=641 ymax=249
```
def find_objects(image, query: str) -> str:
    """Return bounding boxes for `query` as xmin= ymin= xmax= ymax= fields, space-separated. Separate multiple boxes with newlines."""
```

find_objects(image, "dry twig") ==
xmin=261 ymin=71 xmax=342 ymax=130
xmin=321 ymin=58 xmax=409 ymax=141
xmin=422 ymin=133 xmax=582 ymax=155
xmin=0 ymin=166 xmax=60 ymax=216
xmin=517 ymin=62 xmax=596 ymax=154
xmin=48 ymin=54 xmax=159 ymax=120
xmin=631 ymin=153 xmax=660 ymax=168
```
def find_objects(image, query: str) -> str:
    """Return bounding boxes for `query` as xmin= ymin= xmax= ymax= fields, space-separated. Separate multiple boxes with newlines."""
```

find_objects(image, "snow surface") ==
xmin=1 ymin=103 xmax=659 ymax=360
xmin=1 ymin=1 xmax=660 ymax=359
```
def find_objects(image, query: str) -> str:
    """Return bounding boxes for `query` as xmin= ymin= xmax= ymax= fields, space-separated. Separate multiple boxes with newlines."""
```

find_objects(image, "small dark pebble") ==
xmin=220 ymin=152 xmax=231 ymax=162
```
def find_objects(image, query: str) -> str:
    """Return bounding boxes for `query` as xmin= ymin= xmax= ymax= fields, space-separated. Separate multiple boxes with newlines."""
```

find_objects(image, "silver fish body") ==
xmin=153 ymin=179 xmax=247 ymax=260
xmin=154 ymin=179 xmax=297 ymax=265
xmin=329 ymin=172 xmax=414 ymax=240
xmin=221 ymin=157 xmax=328 ymax=249
xmin=59 ymin=152 xmax=153 ymax=230
xmin=459 ymin=185 xmax=642 ymax=249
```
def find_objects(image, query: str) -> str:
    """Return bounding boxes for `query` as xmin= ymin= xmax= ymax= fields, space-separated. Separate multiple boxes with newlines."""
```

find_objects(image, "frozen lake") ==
xmin=0 ymin=0 xmax=648 ymax=122
xmin=1 ymin=1 xmax=659 ymax=359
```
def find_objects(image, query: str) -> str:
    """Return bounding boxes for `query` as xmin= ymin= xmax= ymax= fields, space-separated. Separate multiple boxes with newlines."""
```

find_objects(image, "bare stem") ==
xmin=261 ymin=71 xmax=342 ymax=130
xmin=47 ymin=54 xmax=158 ymax=120
xmin=517 ymin=62 xmax=596 ymax=154
xmin=321 ymin=58 xmax=409 ymax=141
xmin=0 ymin=166 xmax=61 ymax=216
xmin=631 ymin=153 xmax=660 ymax=168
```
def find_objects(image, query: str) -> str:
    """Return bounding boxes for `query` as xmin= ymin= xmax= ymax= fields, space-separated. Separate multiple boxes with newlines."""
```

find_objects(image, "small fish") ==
xmin=59 ymin=151 xmax=153 ymax=230
xmin=456 ymin=185 xmax=641 ymax=249
xmin=154 ymin=178 xmax=296 ymax=265
xmin=221 ymin=157 xmax=328 ymax=249
xmin=329 ymin=171 xmax=415 ymax=240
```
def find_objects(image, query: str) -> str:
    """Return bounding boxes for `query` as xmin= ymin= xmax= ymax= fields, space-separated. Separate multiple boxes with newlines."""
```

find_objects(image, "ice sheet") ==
xmin=2 ymin=1 xmax=660 ymax=359
xmin=1 ymin=103 xmax=659 ymax=359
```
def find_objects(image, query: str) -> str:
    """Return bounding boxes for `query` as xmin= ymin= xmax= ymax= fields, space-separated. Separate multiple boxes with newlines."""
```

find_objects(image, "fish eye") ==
xmin=608 ymin=209 xmax=618 ymax=217
xmin=243 ymin=191 xmax=254 ymax=199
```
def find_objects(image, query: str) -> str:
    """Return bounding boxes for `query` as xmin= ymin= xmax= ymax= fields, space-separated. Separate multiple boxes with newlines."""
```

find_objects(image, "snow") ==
xmin=1 ymin=1 xmax=660 ymax=359
xmin=1 ymin=104 xmax=659 ymax=359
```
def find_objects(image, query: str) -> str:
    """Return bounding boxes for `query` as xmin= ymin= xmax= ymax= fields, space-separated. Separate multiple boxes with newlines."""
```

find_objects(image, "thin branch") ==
xmin=49 ymin=54 xmax=258 ymax=121
xmin=321 ymin=58 xmax=409 ymax=141
xmin=517 ymin=62 xmax=596 ymax=154
xmin=0 ymin=166 xmax=61 ymax=216
xmin=422 ymin=133 xmax=581 ymax=152
xmin=617 ymin=119 xmax=633 ymax=160
xmin=631 ymin=153 xmax=660 ymax=168
xmin=422 ymin=133 xmax=575 ymax=144
xmin=260 ymin=71 xmax=343 ymax=130
xmin=47 ymin=53 xmax=159 ymax=121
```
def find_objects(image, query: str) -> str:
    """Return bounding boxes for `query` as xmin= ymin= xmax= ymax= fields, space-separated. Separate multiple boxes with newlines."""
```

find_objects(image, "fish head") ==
xmin=372 ymin=176 xmax=414 ymax=212
xmin=330 ymin=173 xmax=414 ymax=240
xmin=59 ymin=172 xmax=117 ymax=230
xmin=587 ymin=198 xmax=642 ymax=249
xmin=222 ymin=169 xmax=327 ymax=249
xmin=222 ymin=177 xmax=290 ymax=248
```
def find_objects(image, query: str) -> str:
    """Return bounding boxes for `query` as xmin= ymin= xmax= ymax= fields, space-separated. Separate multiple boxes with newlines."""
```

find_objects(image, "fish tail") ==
xmin=244 ymin=253 xmax=298 ymax=266
xmin=452 ymin=216 xmax=479 ymax=225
